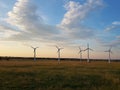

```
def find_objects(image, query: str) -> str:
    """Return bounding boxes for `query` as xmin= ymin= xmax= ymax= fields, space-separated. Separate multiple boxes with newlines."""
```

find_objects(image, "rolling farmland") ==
xmin=0 ymin=59 xmax=120 ymax=90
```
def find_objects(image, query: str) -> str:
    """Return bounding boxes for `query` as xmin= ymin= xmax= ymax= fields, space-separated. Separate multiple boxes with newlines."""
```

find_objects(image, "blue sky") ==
xmin=0 ymin=0 xmax=120 ymax=59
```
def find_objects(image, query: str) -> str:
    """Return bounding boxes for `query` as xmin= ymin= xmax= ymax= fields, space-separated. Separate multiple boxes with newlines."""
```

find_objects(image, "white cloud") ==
xmin=59 ymin=0 xmax=103 ymax=40
xmin=97 ymin=20 xmax=120 ymax=47
xmin=5 ymin=0 xmax=60 ymax=41
xmin=96 ymin=34 xmax=120 ymax=48
xmin=0 ymin=24 xmax=20 ymax=39
xmin=112 ymin=21 xmax=120 ymax=25
xmin=105 ymin=21 xmax=120 ymax=31
xmin=60 ymin=0 xmax=103 ymax=27
xmin=0 ymin=0 xmax=103 ymax=45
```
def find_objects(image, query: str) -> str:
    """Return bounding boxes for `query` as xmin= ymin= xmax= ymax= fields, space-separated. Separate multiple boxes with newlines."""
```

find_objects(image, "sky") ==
xmin=0 ymin=0 xmax=120 ymax=59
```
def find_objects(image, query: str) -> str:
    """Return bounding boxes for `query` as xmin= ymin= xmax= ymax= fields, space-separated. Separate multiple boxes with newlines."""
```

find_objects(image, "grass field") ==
xmin=0 ymin=60 xmax=120 ymax=90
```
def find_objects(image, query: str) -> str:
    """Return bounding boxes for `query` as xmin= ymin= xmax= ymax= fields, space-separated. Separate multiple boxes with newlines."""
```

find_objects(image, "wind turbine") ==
xmin=105 ymin=47 xmax=112 ymax=63
xmin=78 ymin=46 xmax=84 ymax=62
xmin=56 ymin=46 xmax=63 ymax=64
xmin=84 ymin=43 xmax=93 ymax=63
xmin=31 ymin=46 xmax=39 ymax=61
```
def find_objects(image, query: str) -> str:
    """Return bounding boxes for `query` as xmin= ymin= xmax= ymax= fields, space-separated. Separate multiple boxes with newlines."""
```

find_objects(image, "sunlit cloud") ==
xmin=59 ymin=0 xmax=103 ymax=40
xmin=0 ymin=24 xmax=19 ymax=39
xmin=5 ymin=0 xmax=60 ymax=42
xmin=105 ymin=21 xmax=120 ymax=31
xmin=97 ymin=21 xmax=120 ymax=47
xmin=112 ymin=21 xmax=120 ymax=25
xmin=1 ymin=0 xmax=103 ymax=45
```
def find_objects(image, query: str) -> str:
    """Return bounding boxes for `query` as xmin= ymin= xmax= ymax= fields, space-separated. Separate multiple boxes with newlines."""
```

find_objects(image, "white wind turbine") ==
xmin=78 ymin=46 xmax=84 ymax=62
xmin=105 ymin=47 xmax=112 ymax=63
xmin=31 ymin=46 xmax=39 ymax=61
xmin=84 ymin=43 xmax=93 ymax=63
xmin=56 ymin=46 xmax=63 ymax=64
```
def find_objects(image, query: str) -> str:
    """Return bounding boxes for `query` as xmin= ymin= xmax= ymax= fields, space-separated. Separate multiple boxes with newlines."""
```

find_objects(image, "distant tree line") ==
xmin=0 ymin=56 xmax=120 ymax=62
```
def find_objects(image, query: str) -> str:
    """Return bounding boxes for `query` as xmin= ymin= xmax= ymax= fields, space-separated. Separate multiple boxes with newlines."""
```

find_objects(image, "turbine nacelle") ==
xmin=31 ymin=46 xmax=39 ymax=49
xmin=84 ymin=48 xmax=93 ymax=51
xmin=104 ymin=50 xmax=112 ymax=53
xmin=56 ymin=46 xmax=63 ymax=53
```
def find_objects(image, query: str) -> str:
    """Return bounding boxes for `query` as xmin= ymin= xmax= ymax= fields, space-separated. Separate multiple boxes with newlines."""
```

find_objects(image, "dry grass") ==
xmin=0 ymin=60 xmax=120 ymax=90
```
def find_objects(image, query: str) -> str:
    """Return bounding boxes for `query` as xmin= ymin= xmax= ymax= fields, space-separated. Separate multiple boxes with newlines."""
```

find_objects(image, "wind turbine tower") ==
xmin=78 ymin=46 xmax=84 ymax=62
xmin=56 ymin=46 xmax=63 ymax=64
xmin=105 ymin=47 xmax=112 ymax=63
xmin=84 ymin=43 xmax=93 ymax=63
xmin=31 ymin=46 xmax=39 ymax=61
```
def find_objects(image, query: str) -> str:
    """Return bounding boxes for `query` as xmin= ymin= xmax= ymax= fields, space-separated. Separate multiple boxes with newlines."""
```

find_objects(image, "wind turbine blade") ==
xmin=84 ymin=48 xmax=88 ymax=51
xmin=89 ymin=48 xmax=93 ymax=51
xmin=31 ymin=46 xmax=34 ymax=49
xmin=60 ymin=48 xmax=64 ymax=50
xmin=78 ymin=52 xmax=80 ymax=54
xmin=79 ymin=47 xmax=82 ymax=52
xmin=57 ymin=49 xmax=60 ymax=53
xmin=104 ymin=51 xmax=108 ymax=52
xmin=109 ymin=46 xmax=113 ymax=53
xmin=56 ymin=46 xmax=59 ymax=49
xmin=81 ymin=50 xmax=83 ymax=52
xmin=110 ymin=51 xmax=113 ymax=54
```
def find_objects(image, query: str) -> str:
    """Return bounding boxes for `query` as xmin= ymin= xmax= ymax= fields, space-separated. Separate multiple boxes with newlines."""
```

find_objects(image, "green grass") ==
xmin=0 ymin=60 xmax=120 ymax=90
